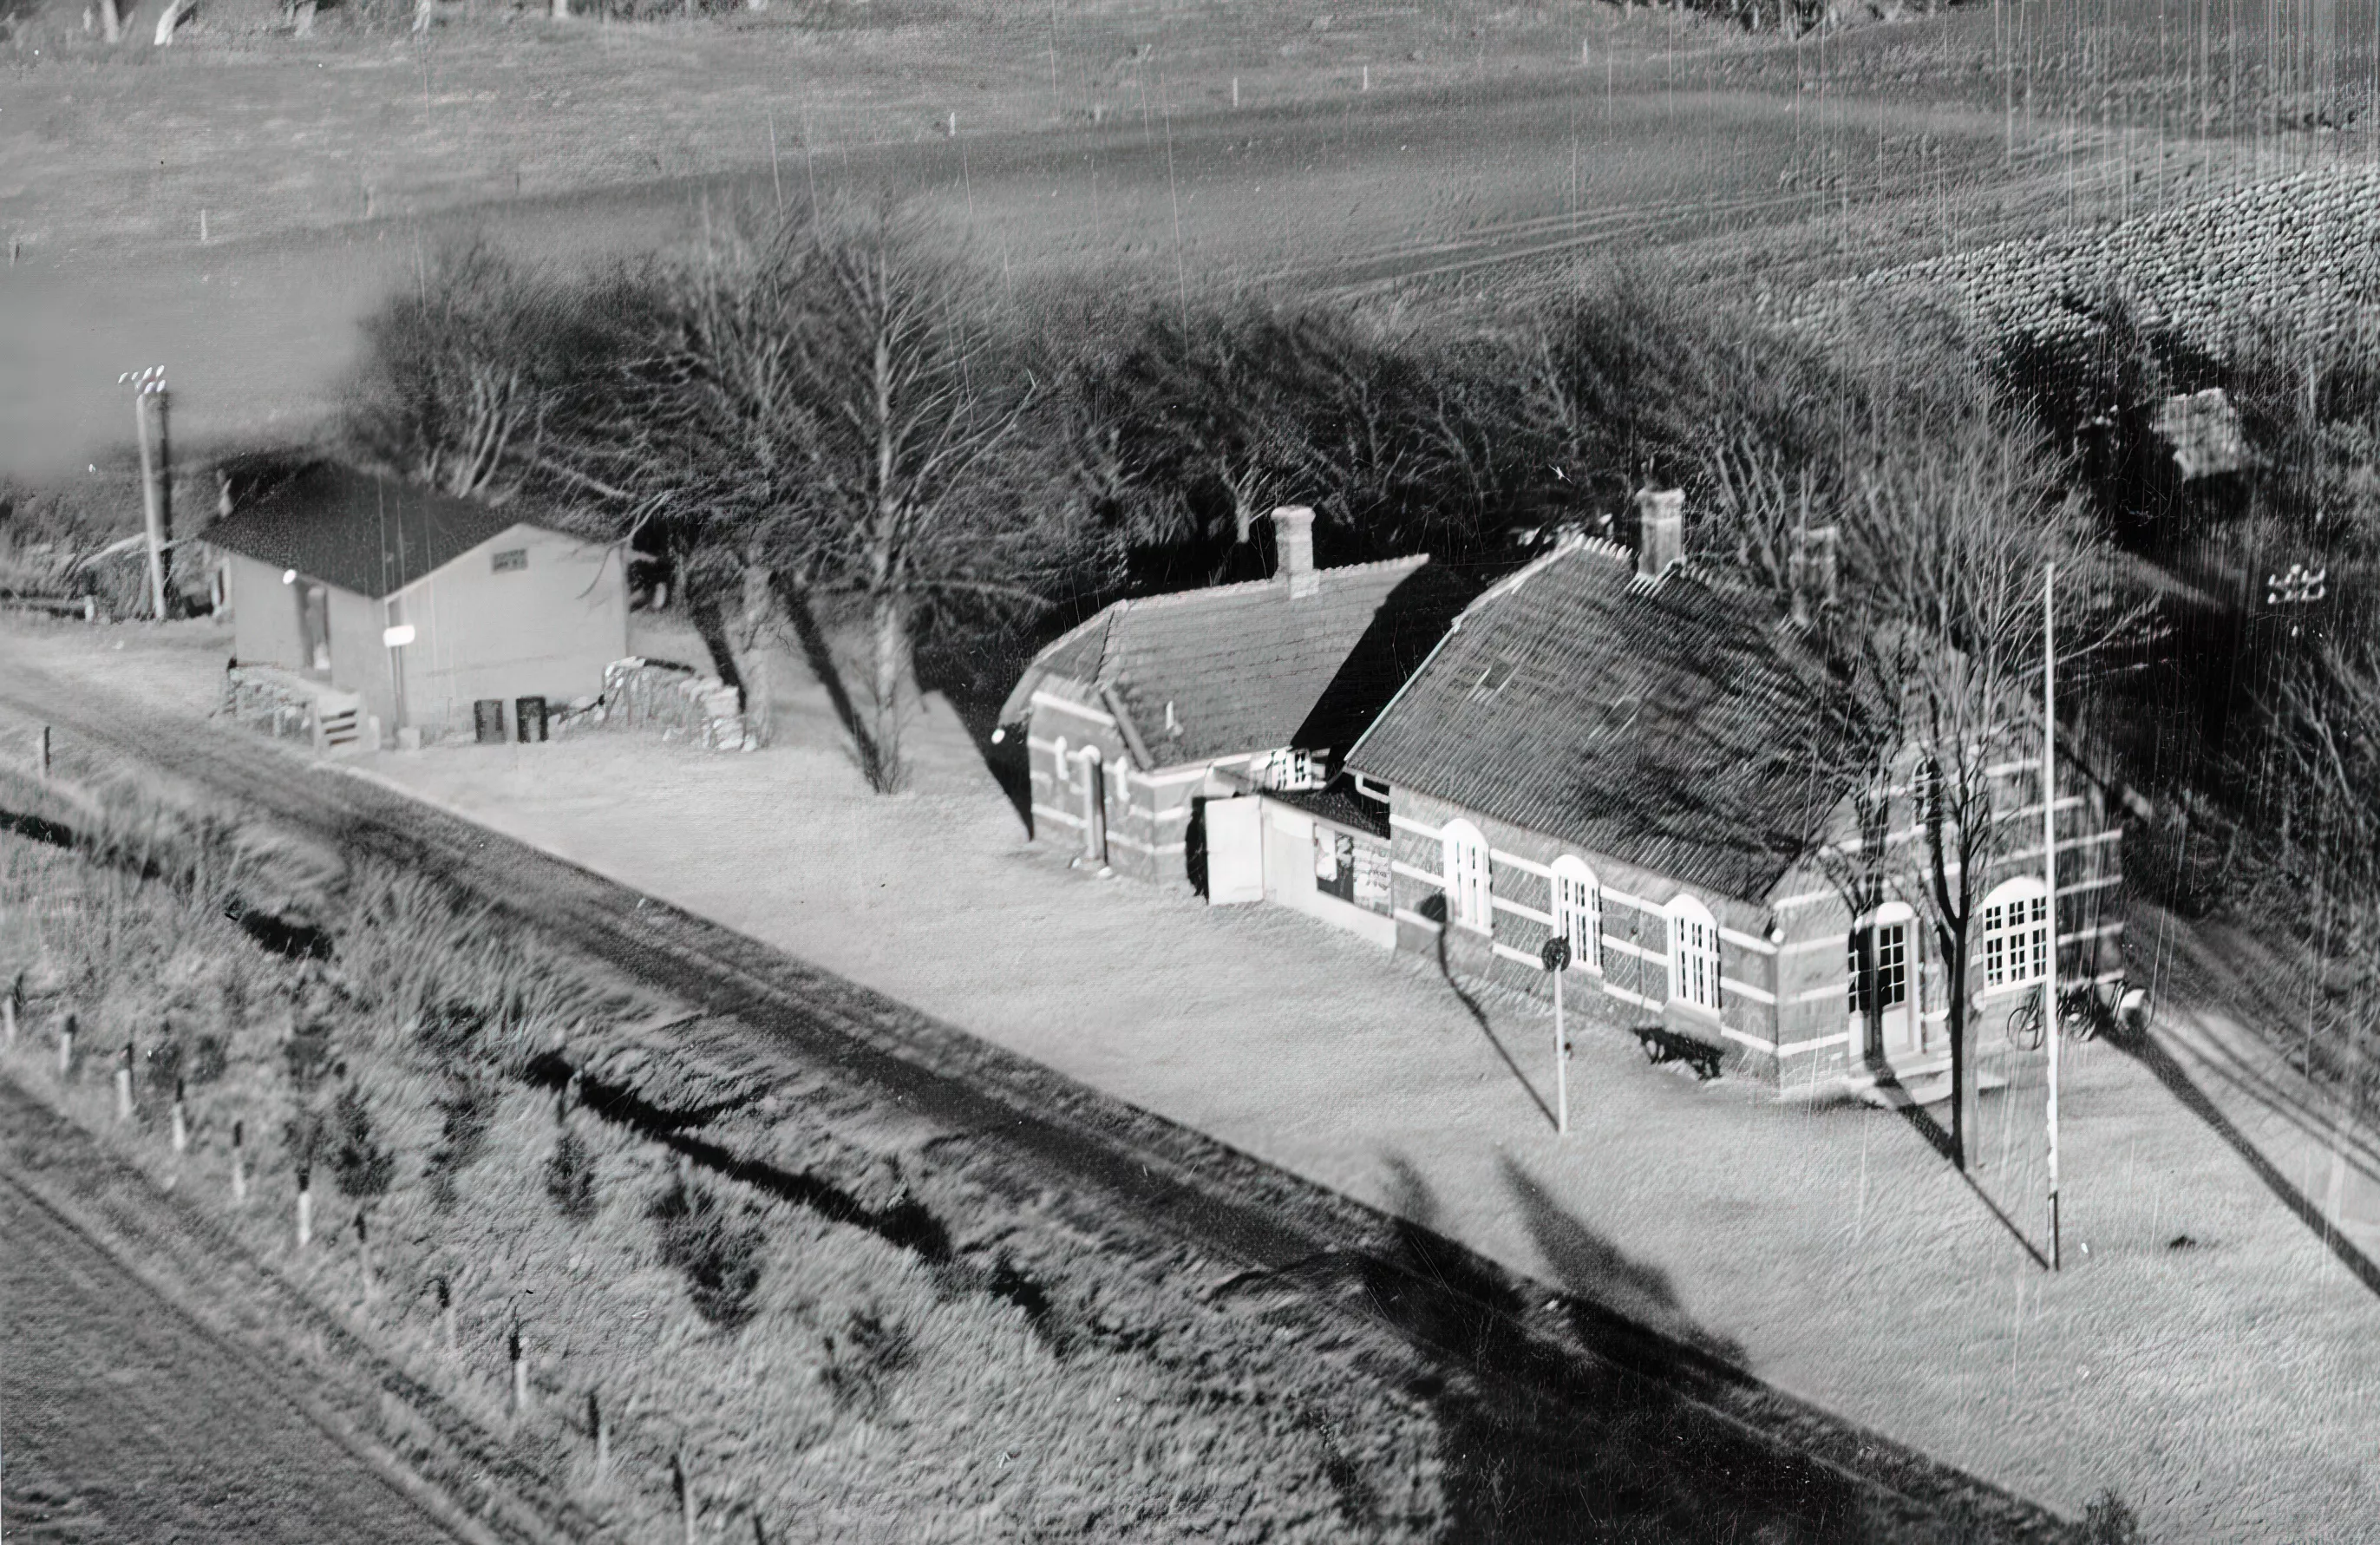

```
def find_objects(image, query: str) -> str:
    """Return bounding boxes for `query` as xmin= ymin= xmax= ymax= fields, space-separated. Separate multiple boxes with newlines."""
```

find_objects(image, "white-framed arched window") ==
xmin=1666 ymin=894 xmax=1722 ymax=1012
xmin=1442 ymin=819 xmax=1491 ymax=932
xmin=1550 ymin=855 xmax=1600 ymax=972
xmin=1980 ymin=877 xmax=2050 ymax=989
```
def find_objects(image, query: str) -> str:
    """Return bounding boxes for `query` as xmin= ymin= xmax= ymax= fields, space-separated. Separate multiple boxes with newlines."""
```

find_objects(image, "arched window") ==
xmin=1980 ymin=877 xmax=2050 ymax=989
xmin=1550 ymin=855 xmax=1600 ymax=972
xmin=1442 ymin=819 xmax=1491 ymax=932
xmin=1666 ymin=894 xmax=1722 ymax=1012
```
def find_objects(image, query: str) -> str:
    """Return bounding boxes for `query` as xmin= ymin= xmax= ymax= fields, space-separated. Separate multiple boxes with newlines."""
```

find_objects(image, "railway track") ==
xmin=0 ymin=664 xmax=2076 ymax=1543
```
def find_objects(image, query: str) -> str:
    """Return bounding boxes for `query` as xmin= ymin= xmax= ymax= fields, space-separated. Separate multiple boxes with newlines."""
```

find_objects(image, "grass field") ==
xmin=9 ymin=0 xmax=2355 ymax=478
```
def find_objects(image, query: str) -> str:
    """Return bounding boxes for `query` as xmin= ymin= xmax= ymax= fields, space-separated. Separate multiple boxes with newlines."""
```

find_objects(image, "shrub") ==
xmin=546 ymin=1125 xmax=599 ymax=1224
xmin=186 ymin=1034 xmax=229 ymax=1085
xmin=143 ymin=1037 xmax=182 ymax=1095
xmin=326 ymin=1083 xmax=394 ymax=1203
xmin=650 ymin=1175 xmax=764 ymax=1331
xmin=425 ymin=1077 xmax=498 ymax=1213
xmin=284 ymin=1025 xmax=336 ymax=1090
xmin=818 ymin=1306 xmax=916 ymax=1420
xmin=2079 ymin=1489 xmax=2146 ymax=1545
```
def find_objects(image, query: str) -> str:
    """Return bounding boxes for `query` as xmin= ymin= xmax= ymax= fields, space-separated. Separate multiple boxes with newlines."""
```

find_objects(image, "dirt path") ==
xmin=0 ymin=1169 xmax=463 ymax=1545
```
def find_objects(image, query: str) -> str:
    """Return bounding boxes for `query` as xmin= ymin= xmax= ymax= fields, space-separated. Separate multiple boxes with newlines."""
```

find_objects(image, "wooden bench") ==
xmin=1632 ymin=1026 xmax=1724 ymax=1081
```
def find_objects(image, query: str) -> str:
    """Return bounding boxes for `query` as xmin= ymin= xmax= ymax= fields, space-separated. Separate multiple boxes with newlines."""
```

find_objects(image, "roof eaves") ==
xmin=998 ymin=604 xmax=1121 ymax=726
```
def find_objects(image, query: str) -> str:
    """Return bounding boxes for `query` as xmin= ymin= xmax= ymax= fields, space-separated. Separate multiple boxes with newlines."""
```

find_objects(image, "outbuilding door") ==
xmin=298 ymin=584 xmax=331 ymax=674
xmin=1080 ymin=751 xmax=1108 ymax=866
xmin=1205 ymin=797 xmax=1264 ymax=905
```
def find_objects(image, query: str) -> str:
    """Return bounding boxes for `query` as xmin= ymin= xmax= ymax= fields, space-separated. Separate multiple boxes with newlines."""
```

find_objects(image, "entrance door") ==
xmin=1849 ymin=904 xmax=1919 ymax=1058
xmin=298 ymin=584 xmax=331 ymax=674
xmin=1080 ymin=751 xmax=1108 ymax=866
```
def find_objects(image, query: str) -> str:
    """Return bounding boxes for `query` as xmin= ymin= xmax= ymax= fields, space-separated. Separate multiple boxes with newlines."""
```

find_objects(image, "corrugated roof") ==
xmin=1346 ymin=540 xmax=1846 ymax=903
xmin=202 ymin=463 xmax=538 ymax=600
xmin=999 ymin=557 xmax=1474 ymax=768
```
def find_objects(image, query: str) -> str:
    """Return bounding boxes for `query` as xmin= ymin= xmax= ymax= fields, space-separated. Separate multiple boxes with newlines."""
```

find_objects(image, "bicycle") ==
xmin=2004 ymin=979 xmax=2145 ymax=1051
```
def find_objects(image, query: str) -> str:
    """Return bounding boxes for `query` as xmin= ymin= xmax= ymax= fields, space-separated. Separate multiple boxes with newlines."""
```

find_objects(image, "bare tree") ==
xmin=773 ymin=208 xmax=1045 ymax=791
xmin=343 ymin=236 xmax=637 ymax=507
xmin=1834 ymin=418 xmax=2135 ymax=1168
xmin=544 ymin=214 xmax=819 ymax=748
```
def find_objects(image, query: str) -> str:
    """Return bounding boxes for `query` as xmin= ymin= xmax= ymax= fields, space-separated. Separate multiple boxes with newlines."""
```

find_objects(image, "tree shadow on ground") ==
xmin=1324 ymin=1157 xmax=2014 ymax=1544
xmin=1498 ymin=1155 xmax=1746 ymax=1368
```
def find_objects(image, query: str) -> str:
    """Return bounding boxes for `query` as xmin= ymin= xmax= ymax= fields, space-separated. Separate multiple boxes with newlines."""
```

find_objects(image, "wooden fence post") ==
xmin=356 ymin=1209 xmax=376 ymax=1300
xmin=296 ymin=1168 xmax=313 ymax=1247
xmin=673 ymin=1450 xmax=698 ymax=1544
xmin=58 ymin=1013 xmax=75 ymax=1078
xmin=509 ymin=1318 xmax=529 ymax=1415
xmin=171 ymin=1077 xmax=188 ymax=1154
xmin=232 ymin=1119 xmax=248 ymax=1203
xmin=36 ymin=725 xmax=51 ymax=780
xmin=2 ymin=972 xmax=21 ymax=1051
xmin=439 ymin=1277 xmax=459 ymax=1354
xmin=114 ymin=1043 xmax=134 ymax=1121
xmin=589 ymin=1390 xmax=609 ymax=1480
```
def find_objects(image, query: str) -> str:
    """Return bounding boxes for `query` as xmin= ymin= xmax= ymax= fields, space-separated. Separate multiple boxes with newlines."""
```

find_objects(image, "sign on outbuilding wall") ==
xmin=1206 ymin=797 xmax=1265 ymax=906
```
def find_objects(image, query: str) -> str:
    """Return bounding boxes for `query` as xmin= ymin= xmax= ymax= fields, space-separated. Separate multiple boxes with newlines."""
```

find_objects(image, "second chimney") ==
xmin=1634 ymin=488 xmax=1684 ymax=580
xmin=1272 ymin=506 xmax=1318 ymax=599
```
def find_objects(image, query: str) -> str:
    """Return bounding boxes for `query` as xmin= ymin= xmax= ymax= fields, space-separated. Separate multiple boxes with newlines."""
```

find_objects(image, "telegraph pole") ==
xmin=119 ymin=366 xmax=171 ymax=620
xmin=2043 ymin=560 xmax=2060 ymax=1273
xmin=1541 ymin=936 xmax=1572 ymax=1136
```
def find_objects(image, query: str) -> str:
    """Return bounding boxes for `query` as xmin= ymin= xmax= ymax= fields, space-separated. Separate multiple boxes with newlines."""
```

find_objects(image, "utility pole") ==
xmin=2043 ymin=560 xmax=2060 ymax=1273
xmin=1541 ymin=936 xmax=1572 ymax=1136
xmin=119 ymin=366 xmax=171 ymax=620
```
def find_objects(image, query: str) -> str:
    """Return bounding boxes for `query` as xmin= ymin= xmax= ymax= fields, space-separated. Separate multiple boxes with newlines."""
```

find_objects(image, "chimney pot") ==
xmin=1633 ymin=489 xmax=1683 ymax=579
xmin=1272 ymin=506 xmax=1318 ymax=598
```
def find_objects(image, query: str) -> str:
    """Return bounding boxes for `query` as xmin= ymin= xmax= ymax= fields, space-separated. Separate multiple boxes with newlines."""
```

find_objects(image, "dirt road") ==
xmin=0 ymin=1170 xmax=463 ymax=1545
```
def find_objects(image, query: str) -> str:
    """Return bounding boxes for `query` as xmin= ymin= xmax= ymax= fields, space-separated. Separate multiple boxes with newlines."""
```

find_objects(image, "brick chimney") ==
xmin=1633 ymin=488 xmax=1683 ymax=580
xmin=1272 ymin=506 xmax=1318 ymax=598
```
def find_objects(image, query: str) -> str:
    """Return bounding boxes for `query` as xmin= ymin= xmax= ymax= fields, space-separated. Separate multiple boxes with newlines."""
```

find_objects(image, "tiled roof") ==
xmin=202 ymin=462 xmax=541 ymax=601
xmin=1346 ymin=540 xmax=1845 ymax=903
xmin=999 ymin=557 xmax=1474 ymax=768
xmin=1270 ymin=779 xmax=1392 ymax=839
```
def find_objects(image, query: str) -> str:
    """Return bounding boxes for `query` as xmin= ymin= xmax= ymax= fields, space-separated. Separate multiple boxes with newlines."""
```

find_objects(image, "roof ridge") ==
xmin=1121 ymin=553 xmax=1431 ymax=613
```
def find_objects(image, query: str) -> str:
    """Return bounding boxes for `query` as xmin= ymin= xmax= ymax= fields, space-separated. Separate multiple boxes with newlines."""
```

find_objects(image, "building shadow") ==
xmin=1419 ymin=894 xmax=1554 ymax=1129
xmin=1313 ymin=1156 xmax=2017 ymax=1544
xmin=912 ymin=615 xmax=1035 ymax=830
xmin=2115 ymin=1025 xmax=2380 ymax=1299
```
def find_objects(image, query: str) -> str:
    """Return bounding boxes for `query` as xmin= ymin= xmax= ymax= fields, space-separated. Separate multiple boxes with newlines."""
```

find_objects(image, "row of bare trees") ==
xmin=343 ymin=222 xmax=1865 ymax=789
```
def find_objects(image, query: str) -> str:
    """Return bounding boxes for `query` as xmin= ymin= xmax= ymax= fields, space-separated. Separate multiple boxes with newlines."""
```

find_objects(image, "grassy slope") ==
xmin=0 ymin=778 xmax=1451 ymax=1544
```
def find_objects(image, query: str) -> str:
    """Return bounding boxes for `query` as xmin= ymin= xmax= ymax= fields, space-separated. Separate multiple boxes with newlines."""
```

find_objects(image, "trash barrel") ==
xmin=515 ymin=696 xmax=549 ymax=743
xmin=474 ymin=699 xmax=507 ymax=744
